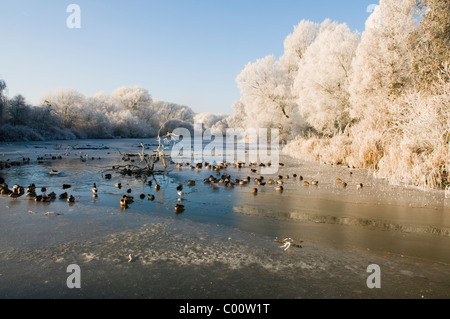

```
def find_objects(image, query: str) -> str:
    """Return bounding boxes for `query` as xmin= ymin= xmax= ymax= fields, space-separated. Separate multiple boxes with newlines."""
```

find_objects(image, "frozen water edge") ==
xmin=1 ymin=218 xmax=450 ymax=299
xmin=0 ymin=138 xmax=449 ymax=298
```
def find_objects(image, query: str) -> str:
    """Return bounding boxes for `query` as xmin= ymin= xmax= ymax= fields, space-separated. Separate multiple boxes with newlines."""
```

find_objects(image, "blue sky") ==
xmin=0 ymin=0 xmax=377 ymax=115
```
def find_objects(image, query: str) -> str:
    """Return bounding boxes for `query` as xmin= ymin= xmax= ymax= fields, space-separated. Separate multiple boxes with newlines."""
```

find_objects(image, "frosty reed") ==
xmin=170 ymin=121 xmax=280 ymax=174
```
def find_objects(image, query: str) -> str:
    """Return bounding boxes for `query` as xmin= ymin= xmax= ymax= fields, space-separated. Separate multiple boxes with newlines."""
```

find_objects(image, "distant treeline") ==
xmin=0 ymin=84 xmax=227 ymax=142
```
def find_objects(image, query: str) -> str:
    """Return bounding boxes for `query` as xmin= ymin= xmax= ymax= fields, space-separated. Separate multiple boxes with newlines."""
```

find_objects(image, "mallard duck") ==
xmin=48 ymin=192 xmax=57 ymax=200
xmin=8 ymin=191 xmax=21 ymax=200
xmin=123 ymin=195 xmax=134 ymax=204
xmin=311 ymin=180 xmax=319 ymax=186
xmin=67 ymin=195 xmax=75 ymax=203
xmin=42 ymin=195 xmax=51 ymax=203
xmin=175 ymin=204 xmax=185 ymax=214
xmin=275 ymin=185 xmax=284 ymax=192
xmin=303 ymin=181 xmax=310 ymax=186
xmin=59 ymin=192 xmax=68 ymax=200
xmin=147 ymin=194 xmax=155 ymax=201
xmin=120 ymin=197 xmax=128 ymax=209
xmin=342 ymin=182 xmax=348 ymax=188
xmin=299 ymin=176 xmax=304 ymax=181
xmin=187 ymin=180 xmax=195 ymax=186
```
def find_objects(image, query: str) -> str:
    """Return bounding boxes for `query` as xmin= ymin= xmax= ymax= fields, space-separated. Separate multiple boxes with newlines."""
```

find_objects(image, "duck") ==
xmin=176 ymin=184 xmax=183 ymax=191
xmin=49 ymin=169 xmax=60 ymax=175
xmin=59 ymin=192 xmax=69 ymax=200
xmin=123 ymin=195 xmax=134 ymax=204
xmin=8 ymin=190 xmax=21 ymax=200
xmin=62 ymin=184 xmax=71 ymax=190
xmin=0 ymin=187 xmax=11 ymax=195
xmin=311 ymin=180 xmax=319 ymax=186
xmin=48 ymin=192 xmax=57 ymax=200
xmin=187 ymin=180 xmax=196 ymax=186
xmin=252 ymin=188 xmax=258 ymax=194
xmin=42 ymin=195 xmax=52 ymax=203
xmin=155 ymin=184 xmax=160 ymax=191
xmin=120 ymin=197 xmax=128 ymax=209
xmin=174 ymin=204 xmax=185 ymax=214
xmin=299 ymin=176 xmax=304 ymax=181
xmin=27 ymin=184 xmax=36 ymax=193
xmin=115 ymin=183 xmax=122 ymax=189
xmin=67 ymin=195 xmax=75 ymax=203
xmin=342 ymin=182 xmax=348 ymax=188
xmin=140 ymin=194 xmax=146 ymax=199
xmin=357 ymin=183 xmax=363 ymax=190
xmin=147 ymin=194 xmax=155 ymax=201
xmin=303 ymin=181 xmax=310 ymax=187
xmin=92 ymin=183 xmax=98 ymax=194
xmin=275 ymin=185 xmax=284 ymax=192
xmin=336 ymin=178 xmax=342 ymax=183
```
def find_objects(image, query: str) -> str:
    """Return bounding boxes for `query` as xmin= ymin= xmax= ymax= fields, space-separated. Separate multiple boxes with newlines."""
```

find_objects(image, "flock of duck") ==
xmin=0 ymin=159 xmax=363 ymax=215
xmin=0 ymin=176 xmax=76 ymax=204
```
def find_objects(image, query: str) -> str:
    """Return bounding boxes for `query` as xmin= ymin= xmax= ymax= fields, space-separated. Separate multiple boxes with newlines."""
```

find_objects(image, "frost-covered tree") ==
xmin=194 ymin=112 xmax=228 ymax=130
xmin=408 ymin=0 xmax=450 ymax=93
xmin=235 ymin=55 xmax=295 ymax=140
xmin=7 ymin=94 xmax=30 ymax=126
xmin=41 ymin=89 xmax=86 ymax=130
xmin=279 ymin=20 xmax=320 ymax=80
xmin=293 ymin=21 xmax=360 ymax=136
xmin=111 ymin=86 xmax=152 ymax=112
xmin=349 ymin=0 xmax=418 ymax=129
xmin=152 ymin=99 xmax=195 ymax=127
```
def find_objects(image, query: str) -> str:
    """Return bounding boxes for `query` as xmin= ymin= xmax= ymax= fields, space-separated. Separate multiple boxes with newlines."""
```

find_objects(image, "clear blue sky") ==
xmin=0 ymin=0 xmax=377 ymax=115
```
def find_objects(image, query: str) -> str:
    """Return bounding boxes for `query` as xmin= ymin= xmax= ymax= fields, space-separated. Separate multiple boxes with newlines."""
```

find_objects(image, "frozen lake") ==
xmin=0 ymin=138 xmax=449 ymax=299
